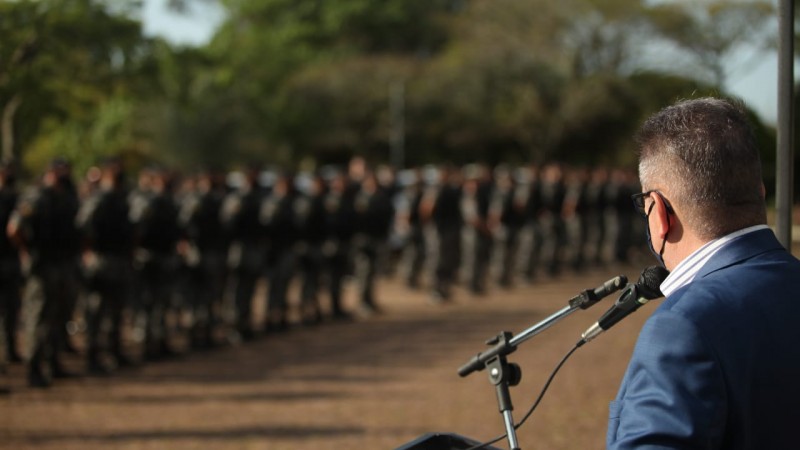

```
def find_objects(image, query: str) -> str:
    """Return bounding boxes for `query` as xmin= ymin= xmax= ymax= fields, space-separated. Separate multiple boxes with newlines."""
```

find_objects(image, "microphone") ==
xmin=568 ymin=274 xmax=628 ymax=310
xmin=579 ymin=265 xmax=669 ymax=345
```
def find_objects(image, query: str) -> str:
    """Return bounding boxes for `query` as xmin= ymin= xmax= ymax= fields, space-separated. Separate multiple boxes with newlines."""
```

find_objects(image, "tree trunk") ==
xmin=1 ymin=94 xmax=22 ymax=164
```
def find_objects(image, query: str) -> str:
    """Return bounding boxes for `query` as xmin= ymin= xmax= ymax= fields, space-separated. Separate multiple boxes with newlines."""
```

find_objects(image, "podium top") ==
xmin=395 ymin=432 xmax=503 ymax=450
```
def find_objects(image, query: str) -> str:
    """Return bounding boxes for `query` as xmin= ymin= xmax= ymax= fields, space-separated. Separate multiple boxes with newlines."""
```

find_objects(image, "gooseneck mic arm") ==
xmin=457 ymin=274 xmax=627 ymax=378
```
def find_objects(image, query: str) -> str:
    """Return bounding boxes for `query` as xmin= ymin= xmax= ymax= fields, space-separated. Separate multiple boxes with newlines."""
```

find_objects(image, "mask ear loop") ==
xmin=645 ymin=197 xmax=671 ymax=267
xmin=656 ymin=194 xmax=672 ymax=266
xmin=658 ymin=225 xmax=669 ymax=264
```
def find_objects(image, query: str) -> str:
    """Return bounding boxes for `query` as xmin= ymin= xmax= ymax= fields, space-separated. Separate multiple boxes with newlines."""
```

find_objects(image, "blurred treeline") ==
xmin=0 ymin=0 xmax=786 ymax=183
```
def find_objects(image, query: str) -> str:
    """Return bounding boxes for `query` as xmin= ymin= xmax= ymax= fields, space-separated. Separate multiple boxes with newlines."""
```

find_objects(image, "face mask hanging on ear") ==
xmin=644 ymin=201 xmax=669 ymax=268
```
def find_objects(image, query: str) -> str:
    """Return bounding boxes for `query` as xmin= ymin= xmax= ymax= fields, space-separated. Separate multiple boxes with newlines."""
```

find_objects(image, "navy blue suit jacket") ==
xmin=608 ymin=229 xmax=800 ymax=449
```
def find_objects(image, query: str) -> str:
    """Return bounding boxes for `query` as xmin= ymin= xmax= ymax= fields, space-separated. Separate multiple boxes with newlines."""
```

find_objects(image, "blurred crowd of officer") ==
xmin=0 ymin=155 xmax=645 ymax=392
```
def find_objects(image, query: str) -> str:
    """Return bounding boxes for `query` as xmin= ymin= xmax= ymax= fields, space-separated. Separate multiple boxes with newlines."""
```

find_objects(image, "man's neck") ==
xmin=666 ymin=231 xmax=710 ymax=272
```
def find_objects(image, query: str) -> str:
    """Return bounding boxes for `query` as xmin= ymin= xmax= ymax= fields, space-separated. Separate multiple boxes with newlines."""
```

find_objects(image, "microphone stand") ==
xmin=458 ymin=290 xmax=608 ymax=450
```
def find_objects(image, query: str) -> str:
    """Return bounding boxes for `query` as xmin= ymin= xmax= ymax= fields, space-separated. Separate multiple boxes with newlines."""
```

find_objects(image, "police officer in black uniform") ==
xmin=179 ymin=169 xmax=229 ymax=348
xmin=0 ymin=163 xmax=22 ymax=368
xmin=77 ymin=158 xmax=135 ymax=373
xmin=563 ymin=166 xmax=590 ymax=272
xmin=537 ymin=163 xmax=567 ymax=277
xmin=295 ymin=173 xmax=327 ymax=325
xmin=493 ymin=166 xmax=527 ymax=288
xmin=523 ymin=164 xmax=543 ymax=282
xmin=421 ymin=165 xmax=463 ymax=302
xmin=401 ymin=168 xmax=427 ymax=289
xmin=463 ymin=164 xmax=494 ymax=296
xmin=321 ymin=171 xmax=355 ymax=320
xmin=9 ymin=158 xmax=81 ymax=387
xmin=130 ymin=167 xmax=182 ymax=360
xmin=352 ymin=171 xmax=393 ymax=315
xmin=584 ymin=166 xmax=610 ymax=266
xmin=607 ymin=168 xmax=637 ymax=264
xmin=0 ymin=163 xmax=20 ymax=392
xmin=261 ymin=172 xmax=298 ymax=332
xmin=221 ymin=167 xmax=265 ymax=341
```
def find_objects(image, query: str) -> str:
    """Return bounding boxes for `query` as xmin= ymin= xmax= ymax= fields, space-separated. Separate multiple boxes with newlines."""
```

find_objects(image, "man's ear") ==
xmin=651 ymin=194 xmax=672 ymax=239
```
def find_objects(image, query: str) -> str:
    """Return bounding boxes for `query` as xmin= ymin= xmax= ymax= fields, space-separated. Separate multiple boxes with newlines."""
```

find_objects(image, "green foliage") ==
xmin=0 ymin=0 xmax=152 ymax=175
xmin=25 ymin=96 xmax=138 ymax=177
xmin=0 ymin=0 xmax=779 ymax=176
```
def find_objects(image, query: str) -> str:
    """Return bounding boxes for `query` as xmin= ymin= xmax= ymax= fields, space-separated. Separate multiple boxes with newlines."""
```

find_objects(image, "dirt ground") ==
xmin=0 ymin=264 xmax=652 ymax=450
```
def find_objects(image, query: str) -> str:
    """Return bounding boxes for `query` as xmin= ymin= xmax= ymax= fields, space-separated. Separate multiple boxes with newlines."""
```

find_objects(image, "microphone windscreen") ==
xmin=637 ymin=265 xmax=670 ymax=299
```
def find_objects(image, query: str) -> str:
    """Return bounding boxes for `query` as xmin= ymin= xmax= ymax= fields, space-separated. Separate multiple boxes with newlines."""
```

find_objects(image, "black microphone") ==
xmin=579 ymin=266 xmax=669 ymax=345
xmin=567 ymin=274 xmax=629 ymax=310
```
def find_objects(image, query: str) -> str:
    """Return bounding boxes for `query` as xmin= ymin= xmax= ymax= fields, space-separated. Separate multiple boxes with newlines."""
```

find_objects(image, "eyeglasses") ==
xmin=631 ymin=190 xmax=674 ymax=216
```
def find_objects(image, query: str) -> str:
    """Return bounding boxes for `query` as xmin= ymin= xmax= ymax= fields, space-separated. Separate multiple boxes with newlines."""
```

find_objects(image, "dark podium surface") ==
xmin=395 ymin=432 xmax=503 ymax=450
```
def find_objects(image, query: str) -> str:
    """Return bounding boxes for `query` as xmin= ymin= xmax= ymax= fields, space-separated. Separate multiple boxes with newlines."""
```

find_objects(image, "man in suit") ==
xmin=608 ymin=97 xmax=800 ymax=449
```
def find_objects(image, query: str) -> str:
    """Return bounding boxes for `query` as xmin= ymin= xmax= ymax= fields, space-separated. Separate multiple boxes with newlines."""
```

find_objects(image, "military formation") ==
xmin=0 ymin=156 xmax=646 ymax=392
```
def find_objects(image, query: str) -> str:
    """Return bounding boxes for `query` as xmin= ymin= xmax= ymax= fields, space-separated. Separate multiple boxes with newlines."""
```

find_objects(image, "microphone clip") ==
xmin=568 ymin=274 xmax=628 ymax=310
xmin=458 ymin=331 xmax=518 ymax=378
xmin=568 ymin=289 xmax=601 ymax=310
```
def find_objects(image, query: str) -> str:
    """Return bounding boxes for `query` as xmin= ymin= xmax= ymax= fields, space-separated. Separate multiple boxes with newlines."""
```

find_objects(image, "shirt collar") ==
xmin=660 ymin=224 xmax=770 ymax=297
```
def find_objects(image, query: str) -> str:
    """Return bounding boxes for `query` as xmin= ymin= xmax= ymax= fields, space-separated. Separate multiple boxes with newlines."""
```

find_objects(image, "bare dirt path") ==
xmin=0 ymin=265 xmax=648 ymax=450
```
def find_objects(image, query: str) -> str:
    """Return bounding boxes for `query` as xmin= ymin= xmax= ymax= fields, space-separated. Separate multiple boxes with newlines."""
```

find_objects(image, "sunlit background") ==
xmin=2 ymin=0 xmax=796 ymax=191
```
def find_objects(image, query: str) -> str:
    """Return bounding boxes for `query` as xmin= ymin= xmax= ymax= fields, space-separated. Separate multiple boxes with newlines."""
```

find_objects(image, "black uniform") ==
xmin=538 ymin=168 xmax=567 ymax=277
xmin=261 ymin=178 xmax=298 ymax=331
xmin=11 ymin=173 xmax=81 ymax=387
xmin=77 ymin=177 xmax=135 ymax=372
xmin=584 ymin=168 xmax=610 ymax=265
xmin=221 ymin=178 xmax=265 ymax=340
xmin=523 ymin=172 xmax=544 ymax=282
xmin=130 ymin=182 xmax=182 ymax=359
xmin=608 ymin=170 xmax=638 ymax=263
xmin=321 ymin=175 xmax=355 ymax=319
xmin=0 ymin=178 xmax=21 ymax=372
xmin=179 ymin=179 xmax=228 ymax=347
xmin=404 ymin=178 xmax=427 ymax=289
xmin=564 ymin=170 xmax=589 ymax=272
xmin=495 ymin=174 xmax=526 ymax=288
xmin=295 ymin=179 xmax=327 ymax=324
xmin=352 ymin=178 xmax=393 ymax=313
xmin=429 ymin=178 xmax=463 ymax=301
xmin=467 ymin=177 xmax=494 ymax=295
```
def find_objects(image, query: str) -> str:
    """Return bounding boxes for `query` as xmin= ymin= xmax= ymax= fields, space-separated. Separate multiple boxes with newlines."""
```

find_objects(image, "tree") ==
xmin=0 ymin=0 xmax=152 ymax=175
xmin=643 ymin=0 xmax=774 ymax=86
xmin=2 ymin=0 xmax=776 ymax=173
xmin=193 ymin=0 xmax=460 ymax=166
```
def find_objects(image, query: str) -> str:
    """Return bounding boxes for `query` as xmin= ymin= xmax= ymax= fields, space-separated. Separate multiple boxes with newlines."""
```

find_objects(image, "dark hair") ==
xmin=637 ymin=97 xmax=766 ymax=239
